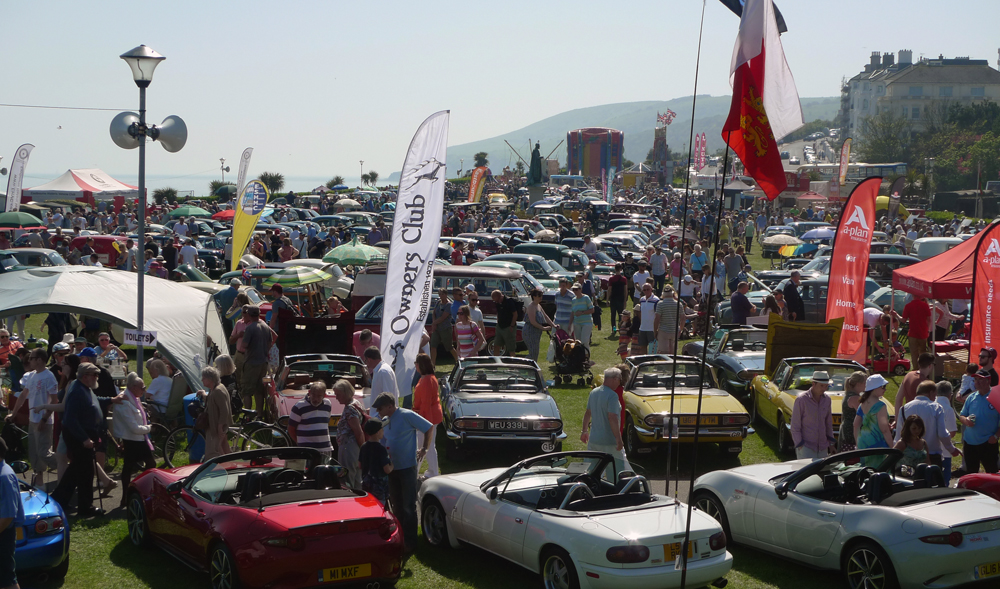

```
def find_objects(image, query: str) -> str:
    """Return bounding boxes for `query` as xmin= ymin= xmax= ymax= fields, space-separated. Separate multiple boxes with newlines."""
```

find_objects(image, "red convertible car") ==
xmin=957 ymin=472 xmax=1000 ymax=501
xmin=126 ymin=447 xmax=403 ymax=589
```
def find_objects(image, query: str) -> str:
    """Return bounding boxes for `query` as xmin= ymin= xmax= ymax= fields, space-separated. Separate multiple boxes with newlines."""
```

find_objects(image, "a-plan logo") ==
xmin=983 ymin=238 xmax=1000 ymax=267
xmin=842 ymin=204 xmax=871 ymax=241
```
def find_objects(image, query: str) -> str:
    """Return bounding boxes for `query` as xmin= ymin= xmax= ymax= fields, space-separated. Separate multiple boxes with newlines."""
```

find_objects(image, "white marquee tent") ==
xmin=0 ymin=266 xmax=224 ymax=390
xmin=22 ymin=168 xmax=138 ymax=202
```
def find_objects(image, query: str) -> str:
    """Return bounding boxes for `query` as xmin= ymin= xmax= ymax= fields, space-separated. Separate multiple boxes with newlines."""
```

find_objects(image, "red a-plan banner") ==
xmin=826 ymin=177 xmax=881 ymax=357
xmin=970 ymin=221 xmax=1000 ymax=357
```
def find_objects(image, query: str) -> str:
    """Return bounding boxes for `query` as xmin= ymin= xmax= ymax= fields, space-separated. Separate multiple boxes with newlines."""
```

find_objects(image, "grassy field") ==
xmin=13 ymin=240 xmax=921 ymax=589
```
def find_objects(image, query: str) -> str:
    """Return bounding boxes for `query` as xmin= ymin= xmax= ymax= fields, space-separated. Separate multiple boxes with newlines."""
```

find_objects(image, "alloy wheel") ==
xmin=542 ymin=554 xmax=571 ymax=589
xmin=846 ymin=548 xmax=887 ymax=589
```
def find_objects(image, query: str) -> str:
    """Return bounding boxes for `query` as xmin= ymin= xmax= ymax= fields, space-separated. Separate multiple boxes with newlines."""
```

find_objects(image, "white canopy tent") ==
xmin=22 ymin=168 xmax=138 ymax=202
xmin=0 ymin=266 xmax=225 ymax=390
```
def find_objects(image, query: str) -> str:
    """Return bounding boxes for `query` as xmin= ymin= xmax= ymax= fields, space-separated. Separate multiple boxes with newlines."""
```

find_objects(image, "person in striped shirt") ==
xmin=553 ymin=278 xmax=575 ymax=335
xmin=288 ymin=382 xmax=334 ymax=458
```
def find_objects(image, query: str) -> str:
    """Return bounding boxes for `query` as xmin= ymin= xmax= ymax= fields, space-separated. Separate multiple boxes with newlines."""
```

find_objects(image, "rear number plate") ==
xmin=975 ymin=561 xmax=1000 ymax=580
xmin=489 ymin=420 xmax=527 ymax=430
xmin=665 ymin=541 xmax=694 ymax=560
xmin=318 ymin=564 xmax=371 ymax=583
xmin=680 ymin=416 xmax=718 ymax=426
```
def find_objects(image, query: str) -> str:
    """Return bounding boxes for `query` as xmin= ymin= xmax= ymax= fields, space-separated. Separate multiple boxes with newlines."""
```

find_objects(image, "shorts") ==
xmin=28 ymin=421 xmax=56 ymax=472
xmin=430 ymin=325 xmax=454 ymax=349
xmin=638 ymin=330 xmax=656 ymax=348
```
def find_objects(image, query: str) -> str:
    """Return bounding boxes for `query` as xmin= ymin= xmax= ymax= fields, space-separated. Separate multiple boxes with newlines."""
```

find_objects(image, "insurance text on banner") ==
xmin=381 ymin=111 xmax=450 ymax=393
xmin=969 ymin=221 xmax=1000 ymax=357
xmin=826 ymin=176 xmax=881 ymax=357
xmin=4 ymin=144 xmax=34 ymax=213
xmin=230 ymin=180 xmax=269 ymax=272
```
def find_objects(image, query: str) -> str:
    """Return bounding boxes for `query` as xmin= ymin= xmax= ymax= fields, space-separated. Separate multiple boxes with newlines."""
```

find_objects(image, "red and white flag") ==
xmin=722 ymin=0 xmax=803 ymax=199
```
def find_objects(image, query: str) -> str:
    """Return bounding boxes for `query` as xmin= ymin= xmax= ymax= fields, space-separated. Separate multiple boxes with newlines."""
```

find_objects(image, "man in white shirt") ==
xmin=637 ymin=283 xmax=659 ymax=353
xmin=178 ymin=239 xmax=199 ymax=267
xmin=896 ymin=380 xmax=960 ymax=466
xmin=632 ymin=260 xmax=651 ymax=303
xmin=123 ymin=239 xmax=139 ymax=272
xmin=51 ymin=211 xmax=64 ymax=228
xmin=173 ymin=219 xmax=189 ymax=238
xmin=649 ymin=246 xmax=668 ymax=295
xmin=363 ymin=346 xmax=399 ymax=413
xmin=582 ymin=236 xmax=598 ymax=257
xmin=8 ymin=349 xmax=58 ymax=486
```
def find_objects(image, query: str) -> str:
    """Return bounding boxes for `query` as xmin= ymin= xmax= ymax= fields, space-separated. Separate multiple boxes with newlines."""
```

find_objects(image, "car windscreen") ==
xmin=545 ymin=259 xmax=568 ymax=274
xmin=630 ymin=363 xmax=713 ymax=392
xmin=287 ymin=361 xmax=365 ymax=380
xmin=723 ymin=330 xmax=767 ymax=350
xmin=189 ymin=455 xmax=318 ymax=503
xmin=787 ymin=365 xmax=859 ymax=393
xmin=507 ymin=453 xmax=606 ymax=489
xmin=457 ymin=366 xmax=542 ymax=393
xmin=0 ymin=255 xmax=17 ymax=271
xmin=800 ymin=256 xmax=830 ymax=272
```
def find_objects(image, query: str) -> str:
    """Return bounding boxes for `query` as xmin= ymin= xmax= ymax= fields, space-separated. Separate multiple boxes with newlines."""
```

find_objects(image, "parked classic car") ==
xmin=751 ymin=356 xmax=878 ymax=453
xmin=682 ymin=326 xmax=767 ymax=396
xmin=622 ymin=355 xmax=753 ymax=455
xmin=126 ymin=448 xmax=404 ymax=589
xmin=272 ymin=354 xmax=370 ymax=442
xmin=7 ymin=461 xmax=69 ymax=580
xmin=440 ymin=357 xmax=565 ymax=459
xmin=693 ymin=449 xmax=1000 ymax=589
xmin=419 ymin=451 xmax=732 ymax=589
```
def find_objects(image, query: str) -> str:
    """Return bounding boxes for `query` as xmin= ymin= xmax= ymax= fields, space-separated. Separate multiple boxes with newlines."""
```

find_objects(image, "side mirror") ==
xmin=166 ymin=480 xmax=184 ymax=496
xmin=485 ymin=487 xmax=499 ymax=501
xmin=9 ymin=461 xmax=29 ymax=475
xmin=775 ymin=481 xmax=789 ymax=500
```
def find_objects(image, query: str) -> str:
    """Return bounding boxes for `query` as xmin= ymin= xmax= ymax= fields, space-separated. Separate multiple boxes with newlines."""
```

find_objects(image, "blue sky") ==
xmin=1 ymin=0 xmax=997 ymax=192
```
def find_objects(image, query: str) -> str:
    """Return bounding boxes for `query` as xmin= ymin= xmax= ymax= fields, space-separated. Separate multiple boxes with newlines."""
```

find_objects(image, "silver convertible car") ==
xmin=419 ymin=451 xmax=732 ymax=589
xmin=692 ymin=448 xmax=1000 ymax=589
xmin=440 ymin=357 xmax=567 ymax=460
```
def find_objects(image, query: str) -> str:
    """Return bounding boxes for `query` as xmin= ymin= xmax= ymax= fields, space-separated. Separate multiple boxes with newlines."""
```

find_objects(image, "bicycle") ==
xmin=161 ymin=408 xmax=291 ymax=468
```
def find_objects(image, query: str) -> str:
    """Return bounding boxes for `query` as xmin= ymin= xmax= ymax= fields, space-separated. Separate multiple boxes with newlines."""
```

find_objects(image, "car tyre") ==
xmin=842 ymin=540 xmax=898 ymax=589
xmin=50 ymin=554 xmax=69 ymax=580
xmin=210 ymin=543 xmax=241 ymax=589
xmin=624 ymin=416 xmax=644 ymax=456
xmin=692 ymin=491 xmax=731 ymax=540
xmin=892 ymin=363 xmax=906 ymax=376
xmin=776 ymin=414 xmax=793 ymax=455
xmin=126 ymin=492 xmax=150 ymax=548
xmin=486 ymin=337 xmax=507 ymax=357
xmin=540 ymin=546 xmax=579 ymax=589
xmin=421 ymin=498 xmax=451 ymax=548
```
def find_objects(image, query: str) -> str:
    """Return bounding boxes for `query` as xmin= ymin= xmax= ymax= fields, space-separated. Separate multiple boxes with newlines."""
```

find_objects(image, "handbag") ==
xmin=267 ymin=343 xmax=280 ymax=372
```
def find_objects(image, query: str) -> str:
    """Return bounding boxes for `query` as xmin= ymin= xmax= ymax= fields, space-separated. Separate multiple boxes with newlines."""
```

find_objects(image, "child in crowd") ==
xmin=935 ymin=381 xmax=959 ymax=485
xmin=957 ymin=363 xmax=978 ymax=401
xmin=360 ymin=420 xmax=392 ymax=505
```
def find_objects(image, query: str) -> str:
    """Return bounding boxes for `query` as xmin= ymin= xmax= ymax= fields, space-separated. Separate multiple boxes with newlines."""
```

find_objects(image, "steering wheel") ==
xmin=750 ymin=341 xmax=766 ymax=351
xmin=855 ymin=467 xmax=876 ymax=491
xmin=271 ymin=469 xmax=305 ymax=486
xmin=573 ymin=473 xmax=600 ymax=495
xmin=560 ymin=483 xmax=596 ymax=509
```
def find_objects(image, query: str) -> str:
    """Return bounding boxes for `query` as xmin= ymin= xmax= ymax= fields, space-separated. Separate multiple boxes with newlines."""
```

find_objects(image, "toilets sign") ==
xmin=123 ymin=329 xmax=158 ymax=348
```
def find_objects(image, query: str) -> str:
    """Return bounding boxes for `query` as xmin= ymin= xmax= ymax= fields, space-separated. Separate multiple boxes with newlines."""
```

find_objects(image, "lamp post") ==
xmin=220 ymin=158 xmax=229 ymax=183
xmin=112 ymin=45 xmax=187 ymax=378
xmin=460 ymin=158 xmax=464 ymax=177
xmin=360 ymin=160 xmax=364 ymax=183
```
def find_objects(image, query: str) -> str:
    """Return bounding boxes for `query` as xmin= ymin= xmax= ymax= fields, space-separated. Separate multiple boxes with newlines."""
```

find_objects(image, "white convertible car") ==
xmin=692 ymin=448 xmax=1000 ymax=589
xmin=418 ymin=451 xmax=732 ymax=589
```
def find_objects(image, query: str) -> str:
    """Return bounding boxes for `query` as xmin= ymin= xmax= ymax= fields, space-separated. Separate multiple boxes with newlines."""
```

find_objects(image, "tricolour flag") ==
xmin=826 ymin=177 xmax=880 ymax=357
xmin=381 ymin=111 xmax=450 ymax=395
xmin=4 ymin=144 xmax=34 ymax=213
xmin=722 ymin=0 xmax=803 ymax=199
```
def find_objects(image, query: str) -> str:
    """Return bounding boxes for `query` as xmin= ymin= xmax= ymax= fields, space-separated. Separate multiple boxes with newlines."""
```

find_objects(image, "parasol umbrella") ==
xmin=212 ymin=209 xmax=236 ymax=221
xmin=336 ymin=199 xmax=361 ymax=209
xmin=762 ymin=234 xmax=803 ymax=247
xmin=0 ymin=211 xmax=44 ymax=229
xmin=801 ymin=227 xmax=836 ymax=240
xmin=261 ymin=266 xmax=334 ymax=290
xmin=169 ymin=205 xmax=211 ymax=218
xmin=778 ymin=243 xmax=819 ymax=257
xmin=322 ymin=236 xmax=386 ymax=266
xmin=535 ymin=229 xmax=558 ymax=242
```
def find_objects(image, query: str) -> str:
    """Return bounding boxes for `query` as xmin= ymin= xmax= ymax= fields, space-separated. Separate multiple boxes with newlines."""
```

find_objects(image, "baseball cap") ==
xmin=78 ymin=347 xmax=98 ymax=358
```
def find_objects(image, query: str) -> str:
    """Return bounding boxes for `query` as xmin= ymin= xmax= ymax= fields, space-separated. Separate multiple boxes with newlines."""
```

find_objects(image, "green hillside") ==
xmin=442 ymin=95 xmax=840 ymax=175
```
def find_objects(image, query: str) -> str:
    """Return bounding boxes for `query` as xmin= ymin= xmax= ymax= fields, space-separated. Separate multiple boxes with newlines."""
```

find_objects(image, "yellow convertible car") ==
xmin=622 ymin=355 xmax=753 ymax=456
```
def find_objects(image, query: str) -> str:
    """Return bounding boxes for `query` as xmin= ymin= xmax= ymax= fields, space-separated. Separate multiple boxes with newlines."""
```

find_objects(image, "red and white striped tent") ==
xmin=22 ymin=168 xmax=138 ymax=205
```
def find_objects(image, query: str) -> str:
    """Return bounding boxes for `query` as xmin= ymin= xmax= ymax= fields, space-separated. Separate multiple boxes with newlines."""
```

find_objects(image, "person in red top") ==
xmin=450 ymin=244 xmax=464 ymax=266
xmin=0 ymin=330 xmax=23 ymax=369
xmin=894 ymin=352 xmax=934 ymax=418
xmin=902 ymin=295 xmax=932 ymax=367
xmin=412 ymin=353 xmax=442 ymax=479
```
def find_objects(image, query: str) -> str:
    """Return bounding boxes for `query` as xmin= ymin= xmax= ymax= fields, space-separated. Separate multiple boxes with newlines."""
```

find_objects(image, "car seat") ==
xmin=866 ymin=472 xmax=893 ymax=504
xmin=914 ymin=464 xmax=945 ymax=489
xmin=614 ymin=471 xmax=637 ymax=493
xmin=241 ymin=471 xmax=270 ymax=502
xmin=312 ymin=465 xmax=342 ymax=490
xmin=823 ymin=474 xmax=842 ymax=493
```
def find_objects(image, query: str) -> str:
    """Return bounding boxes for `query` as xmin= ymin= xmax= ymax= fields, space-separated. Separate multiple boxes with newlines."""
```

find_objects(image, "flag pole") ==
xmin=666 ymin=0 xmax=708 ymax=506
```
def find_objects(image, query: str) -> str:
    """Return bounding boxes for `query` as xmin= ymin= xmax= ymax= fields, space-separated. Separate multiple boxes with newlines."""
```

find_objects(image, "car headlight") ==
xmin=644 ymin=414 xmax=666 ymax=427
xmin=737 ymin=370 xmax=751 ymax=381
xmin=453 ymin=418 xmax=484 ymax=430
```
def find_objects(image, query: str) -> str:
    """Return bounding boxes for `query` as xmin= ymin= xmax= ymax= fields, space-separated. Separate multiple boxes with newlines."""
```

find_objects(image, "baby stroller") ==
xmin=550 ymin=328 xmax=594 ymax=386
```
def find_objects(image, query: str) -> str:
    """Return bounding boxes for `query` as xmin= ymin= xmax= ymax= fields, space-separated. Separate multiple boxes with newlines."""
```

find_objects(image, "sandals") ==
xmin=100 ymin=479 xmax=119 ymax=498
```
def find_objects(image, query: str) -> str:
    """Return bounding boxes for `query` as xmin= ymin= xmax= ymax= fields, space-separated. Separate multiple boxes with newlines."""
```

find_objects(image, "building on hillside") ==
xmin=838 ymin=51 xmax=1000 ymax=142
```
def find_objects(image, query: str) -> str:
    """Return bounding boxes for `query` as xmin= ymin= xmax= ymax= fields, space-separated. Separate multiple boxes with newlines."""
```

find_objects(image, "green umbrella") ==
xmin=322 ymin=236 xmax=387 ymax=266
xmin=0 ymin=211 xmax=44 ymax=229
xmin=169 ymin=205 xmax=212 ymax=218
xmin=261 ymin=266 xmax=334 ymax=290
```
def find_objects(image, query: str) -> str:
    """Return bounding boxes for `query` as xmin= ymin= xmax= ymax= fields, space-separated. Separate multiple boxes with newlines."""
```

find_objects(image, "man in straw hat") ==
xmin=791 ymin=370 xmax=836 ymax=460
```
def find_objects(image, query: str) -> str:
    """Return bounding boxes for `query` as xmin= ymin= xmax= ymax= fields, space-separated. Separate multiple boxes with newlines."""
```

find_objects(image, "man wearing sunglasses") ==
xmin=0 ymin=331 xmax=22 ymax=370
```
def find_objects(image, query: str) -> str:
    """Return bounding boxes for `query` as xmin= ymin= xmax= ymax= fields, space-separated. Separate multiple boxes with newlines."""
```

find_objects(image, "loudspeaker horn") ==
xmin=0 ymin=168 xmax=7 ymax=176
xmin=156 ymin=115 xmax=188 ymax=153
xmin=110 ymin=111 xmax=141 ymax=150
xmin=223 ymin=166 xmax=230 ymax=173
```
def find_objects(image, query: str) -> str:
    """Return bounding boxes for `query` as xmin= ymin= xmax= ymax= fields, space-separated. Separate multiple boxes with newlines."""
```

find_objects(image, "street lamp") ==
xmin=220 ymin=158 xmax=230 ymax=183
xmin=460 ymin=158 xmax=464 ymax=177
xmin=110 ymin=45 xmax=187 ymax=378
xmin=360 ymin=160 xmax=364 ymax=182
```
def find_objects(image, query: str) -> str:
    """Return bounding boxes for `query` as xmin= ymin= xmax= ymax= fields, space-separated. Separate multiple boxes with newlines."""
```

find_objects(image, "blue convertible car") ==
xmin=10 ymin=461 xmax=69 ymax=580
